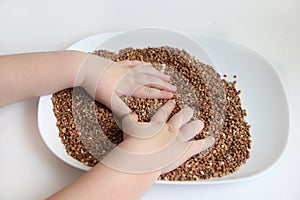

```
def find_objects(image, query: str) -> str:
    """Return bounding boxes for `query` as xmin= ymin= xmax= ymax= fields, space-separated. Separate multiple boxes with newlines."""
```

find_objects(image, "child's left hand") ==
xmin=101 ymin=100 xmax=215 ymax=174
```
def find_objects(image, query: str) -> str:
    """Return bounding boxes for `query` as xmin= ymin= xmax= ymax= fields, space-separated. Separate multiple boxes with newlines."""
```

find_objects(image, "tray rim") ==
xmin=38 ymin=28 xmax=290 ymax=185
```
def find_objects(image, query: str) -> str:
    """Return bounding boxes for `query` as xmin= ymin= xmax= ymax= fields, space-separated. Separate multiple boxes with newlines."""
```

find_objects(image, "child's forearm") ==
xmin=0 ymin=51 xmax=87 ymax=107
xmin=0 ymin=51 xmax=174 ymax=117
xmin=48 ymin=163 xmax=161 ymax=200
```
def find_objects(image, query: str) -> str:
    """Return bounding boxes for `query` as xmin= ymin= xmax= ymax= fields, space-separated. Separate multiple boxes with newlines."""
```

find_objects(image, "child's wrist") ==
xmin=66 ymin=50 xmax=112 ymax=89
xmin=62 ymin=50 xmax=89 ymax=87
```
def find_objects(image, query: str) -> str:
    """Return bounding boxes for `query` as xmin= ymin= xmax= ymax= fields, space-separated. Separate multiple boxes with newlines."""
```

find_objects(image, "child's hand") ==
xmin=98 ymin=60 xmax=176 ymax=117
xmin=80 ymin=55 xmax=176 ymax=117
xmin=101 ymin=100 xmax=215 ymax=174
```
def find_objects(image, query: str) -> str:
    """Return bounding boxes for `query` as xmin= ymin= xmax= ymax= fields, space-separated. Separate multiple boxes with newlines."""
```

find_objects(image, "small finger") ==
xmin=133 ymin=65 xmax=170 ymax=81
xmin=122 ymin=113 xmax=146 ymax=137
xmin=122 ymin=113 xmax=138 ymax=134
xmin=119 ymin=60 xmax=144 ymax=67
xmin=135 ymin=75 xmax=177 ymax=92
xmin=168 ymin=107 xmax=194 ymax=129
xmin=122 ymin=112 xmax=138 ymax=124
xmin=151 ymin=100 xmax=176 ymax=123
xmin=178 ymin=120 xmax=204 ymax=142
xmin=110 ymin=94 xmax=132 ymax=117
xmin=132 ymin=86 xmax=174 ymax=99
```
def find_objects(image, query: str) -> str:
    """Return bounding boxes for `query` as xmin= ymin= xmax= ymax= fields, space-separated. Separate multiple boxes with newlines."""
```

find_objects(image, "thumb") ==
xmin=110 ymin=93 xmax=132 ymax=118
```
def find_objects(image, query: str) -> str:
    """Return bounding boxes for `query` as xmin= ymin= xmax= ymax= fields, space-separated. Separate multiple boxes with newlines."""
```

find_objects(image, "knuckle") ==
xmin=144 ymin=87 xmax=152 ymax=98
xmin=145 ymin=74 xmax=151 ymax=82
xmin=143 ymin=65 xmax=151 ymax=74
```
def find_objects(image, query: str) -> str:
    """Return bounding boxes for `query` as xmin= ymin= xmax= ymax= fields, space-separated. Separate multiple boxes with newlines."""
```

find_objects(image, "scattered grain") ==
xmin=52 ymin=46 xmax=251 ymax=181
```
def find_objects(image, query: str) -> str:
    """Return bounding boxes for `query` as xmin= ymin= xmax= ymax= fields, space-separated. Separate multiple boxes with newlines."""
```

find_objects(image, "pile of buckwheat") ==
xmin=52 ymin=46 xmax=251 ymax=180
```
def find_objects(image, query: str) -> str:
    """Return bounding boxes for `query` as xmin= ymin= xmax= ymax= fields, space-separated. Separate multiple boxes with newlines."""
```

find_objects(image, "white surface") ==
xmin=0 ymin=1 xmax=299 ymax=199
xmin=38 ymin=29 xmax=289 ymax=184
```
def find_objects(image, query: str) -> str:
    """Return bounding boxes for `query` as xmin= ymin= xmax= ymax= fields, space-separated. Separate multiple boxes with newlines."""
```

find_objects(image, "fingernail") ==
xmin=200 ymin=136 xmax=215 ymax=151
xmin=197 ymin=122 xmax=205 ymax=132
xmin=129 ymin=112 xmax=138 ymax=121
xmin=164 ymin=74 xmax=171 ymax=80
xmin=169 ymin=99 xmax=176 ymax=104
xmin=197 ymin=120 xmax=204 ymax=130
xmin=168 ymin=92 xmax=174 ymax=98
xmin=170 ymin=85 xmax=177 ymax=91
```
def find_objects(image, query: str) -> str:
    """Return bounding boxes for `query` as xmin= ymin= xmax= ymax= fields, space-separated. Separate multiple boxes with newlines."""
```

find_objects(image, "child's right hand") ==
xmin=79 ymin=54 xmax=176 ymax=117
xmin=101 ymin=100 xmax=215 ymax=175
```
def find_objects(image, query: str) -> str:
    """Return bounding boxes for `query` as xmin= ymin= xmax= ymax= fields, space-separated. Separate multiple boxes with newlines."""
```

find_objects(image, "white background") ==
xmin=0 ymin=0 xmax=299 ymax=199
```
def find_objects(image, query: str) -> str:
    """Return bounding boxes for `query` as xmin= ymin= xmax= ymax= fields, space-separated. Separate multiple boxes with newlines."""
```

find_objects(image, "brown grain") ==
xmin=52 ymin=46 xmax=251 ymax=180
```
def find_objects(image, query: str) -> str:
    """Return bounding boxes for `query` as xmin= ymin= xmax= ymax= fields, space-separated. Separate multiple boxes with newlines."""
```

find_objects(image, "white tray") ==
xmin=38 ymin=28 xmax=289 ymax=185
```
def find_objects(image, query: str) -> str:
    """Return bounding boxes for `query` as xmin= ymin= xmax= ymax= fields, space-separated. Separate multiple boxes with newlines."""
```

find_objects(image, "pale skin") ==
xmin=0 ymin=51 xmax=215 ymax=200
